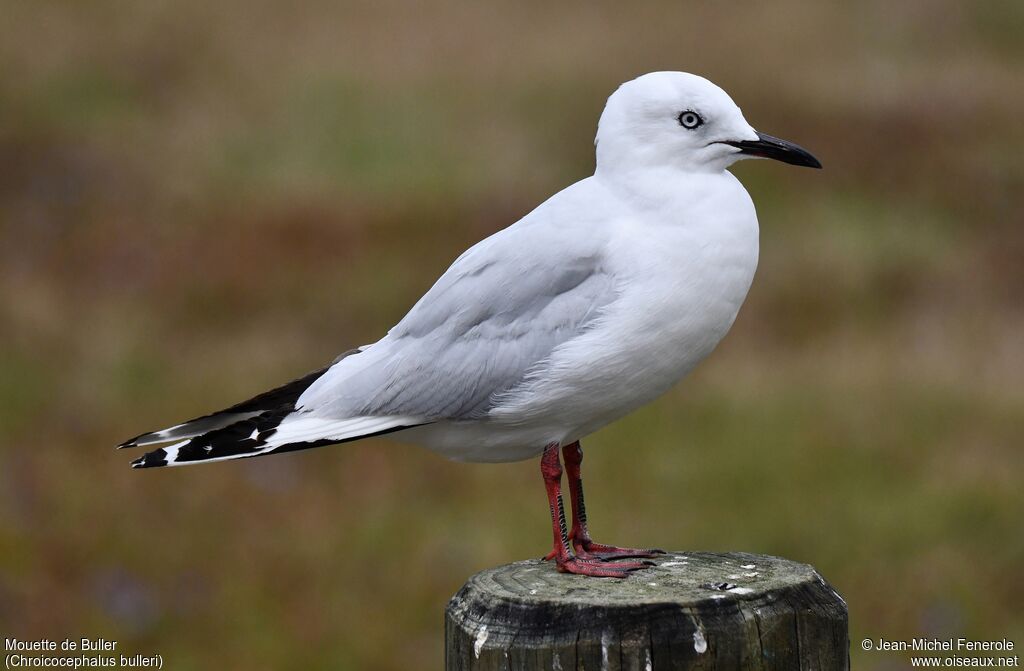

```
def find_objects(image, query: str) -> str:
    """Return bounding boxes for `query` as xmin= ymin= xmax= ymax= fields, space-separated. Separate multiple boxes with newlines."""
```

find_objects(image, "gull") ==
xmin=119 ymin=72 xmax=820 ymax=577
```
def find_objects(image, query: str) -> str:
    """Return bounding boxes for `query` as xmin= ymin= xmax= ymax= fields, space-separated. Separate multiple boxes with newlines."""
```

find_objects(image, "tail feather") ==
xmin=117 ymin=364 xmax=338 ymax=449
xmin=120 ymin=349 xmax=430 ymax=469
xmin=130 ymin=413 xmax=425 ymax=468
xmin=121 ymin=348 xmax=430 ymax=469
xmin=117 ymin=412 xmax=261 ymax=449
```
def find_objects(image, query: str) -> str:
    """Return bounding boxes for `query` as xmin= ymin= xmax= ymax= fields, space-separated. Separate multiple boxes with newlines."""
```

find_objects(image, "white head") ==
xmin=595 ymin=72 xmax=820 ymax=175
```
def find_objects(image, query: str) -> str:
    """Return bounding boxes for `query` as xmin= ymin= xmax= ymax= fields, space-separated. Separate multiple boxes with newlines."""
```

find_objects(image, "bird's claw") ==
xmin=575 ymin=540 xmax=666 ymax=561
xmin=542 ymin=547 xmax=658 ymax=571
xmin=555 ymin=556 xmax=647 ymax=578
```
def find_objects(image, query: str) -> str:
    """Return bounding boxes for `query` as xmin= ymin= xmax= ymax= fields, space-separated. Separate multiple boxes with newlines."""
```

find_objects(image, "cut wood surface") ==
xmin=445 ymin=551 xmax=848 ymax=670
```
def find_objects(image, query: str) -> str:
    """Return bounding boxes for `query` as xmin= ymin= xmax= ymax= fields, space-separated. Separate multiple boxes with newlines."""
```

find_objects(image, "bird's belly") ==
xmin=396 ymin=421 xmax=564 ymax=462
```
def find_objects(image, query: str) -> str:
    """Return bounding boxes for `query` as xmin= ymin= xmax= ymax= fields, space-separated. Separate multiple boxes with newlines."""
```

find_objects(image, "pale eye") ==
xmin=678 ymin=111 xmax=703 ymax=129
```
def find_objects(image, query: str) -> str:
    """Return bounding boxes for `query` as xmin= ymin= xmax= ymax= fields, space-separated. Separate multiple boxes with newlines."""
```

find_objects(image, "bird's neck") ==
xmin=595 ymin=165 xmax=738 ymax=210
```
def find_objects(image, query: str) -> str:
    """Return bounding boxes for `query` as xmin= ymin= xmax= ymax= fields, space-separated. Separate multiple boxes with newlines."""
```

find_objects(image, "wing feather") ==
xmin=298 ymin=217 xmax=616 ymax=421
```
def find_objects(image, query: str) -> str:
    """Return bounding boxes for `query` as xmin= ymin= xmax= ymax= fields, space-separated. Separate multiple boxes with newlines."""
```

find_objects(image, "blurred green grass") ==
xmin=1 ymin=1 xmax=1022 ymax=669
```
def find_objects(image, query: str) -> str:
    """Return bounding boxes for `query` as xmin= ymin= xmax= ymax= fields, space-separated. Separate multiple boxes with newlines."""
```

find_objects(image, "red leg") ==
xmin=540 ymin=444 xmax=641 ymax=578
xmin=562 ymin=441 xmax=664 ymax=561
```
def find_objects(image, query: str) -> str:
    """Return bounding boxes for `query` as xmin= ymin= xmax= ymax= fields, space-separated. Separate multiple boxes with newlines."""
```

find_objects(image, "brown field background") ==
xmin=1 ymin=2 xmax=1022 ymax=669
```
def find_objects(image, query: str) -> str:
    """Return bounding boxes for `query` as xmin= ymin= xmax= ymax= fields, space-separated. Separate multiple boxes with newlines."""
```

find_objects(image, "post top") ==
xmin=446 ymin=552 xmax=849 ymax=670
xmin=458 ymin=551 xmax=841 ymax=609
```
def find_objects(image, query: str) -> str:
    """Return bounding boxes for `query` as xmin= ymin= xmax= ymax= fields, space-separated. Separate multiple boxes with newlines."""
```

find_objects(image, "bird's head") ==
xmin=595 ymin=71 xmax=821 ymax=175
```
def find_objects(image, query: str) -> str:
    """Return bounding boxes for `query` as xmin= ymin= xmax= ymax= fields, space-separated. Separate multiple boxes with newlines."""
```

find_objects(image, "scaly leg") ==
xmin=562 ymin=441 xmax=665 ymax=561
xmin=540 ymin=444 xmax=642 ymax=577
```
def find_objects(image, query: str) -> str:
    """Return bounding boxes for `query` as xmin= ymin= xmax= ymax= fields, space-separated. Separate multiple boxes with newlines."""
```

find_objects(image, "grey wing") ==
xmin=297 ymin=224 xmax=616 ymax=420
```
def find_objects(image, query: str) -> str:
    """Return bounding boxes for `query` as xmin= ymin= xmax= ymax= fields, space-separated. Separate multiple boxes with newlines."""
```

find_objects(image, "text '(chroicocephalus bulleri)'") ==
xmin=120 ymin=72 xmax=821 ymax=577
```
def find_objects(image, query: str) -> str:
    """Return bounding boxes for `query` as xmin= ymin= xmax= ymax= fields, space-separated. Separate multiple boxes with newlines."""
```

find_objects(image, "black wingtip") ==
xmin=130 ymin=448 xmax=168 ymax=469
xmin=116 ymin=362 xmax=342 ymax=456
xmin=117 ymin=431 xmax=150 ymax=449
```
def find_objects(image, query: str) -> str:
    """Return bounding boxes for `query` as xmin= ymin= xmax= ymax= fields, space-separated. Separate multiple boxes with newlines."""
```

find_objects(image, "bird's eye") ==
xmin=678 ymin=111 xmax=703 ymax=129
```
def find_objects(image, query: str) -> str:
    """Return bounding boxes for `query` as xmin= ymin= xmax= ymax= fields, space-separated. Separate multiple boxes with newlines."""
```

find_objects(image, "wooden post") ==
xmin=446 ymin=551 xmax=848 ymax=670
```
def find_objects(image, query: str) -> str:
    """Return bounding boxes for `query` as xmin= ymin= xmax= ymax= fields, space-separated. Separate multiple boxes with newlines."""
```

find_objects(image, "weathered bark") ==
xmin=446 ymin=552 xmax=848 ymax=670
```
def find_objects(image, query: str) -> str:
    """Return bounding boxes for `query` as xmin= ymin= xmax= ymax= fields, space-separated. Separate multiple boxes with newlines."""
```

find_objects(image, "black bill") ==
xmin=725 ymin=131 xmax=822 ymax=169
